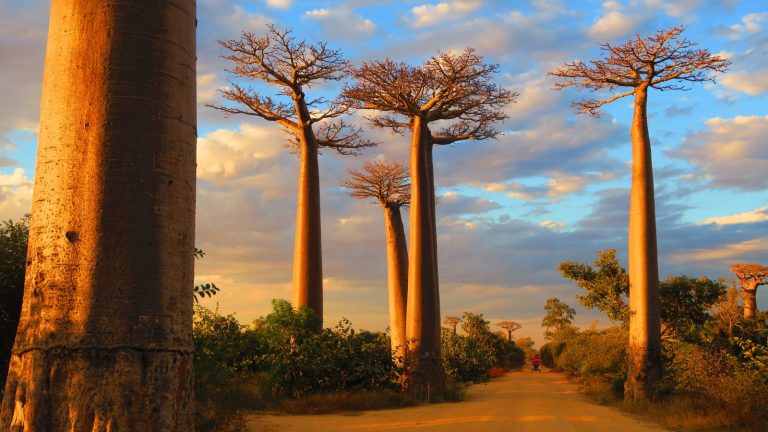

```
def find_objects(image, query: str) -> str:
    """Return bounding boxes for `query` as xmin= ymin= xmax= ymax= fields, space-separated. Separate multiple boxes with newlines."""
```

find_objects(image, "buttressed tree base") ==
xmin=0 ymin=1 xmax=197 ymax=430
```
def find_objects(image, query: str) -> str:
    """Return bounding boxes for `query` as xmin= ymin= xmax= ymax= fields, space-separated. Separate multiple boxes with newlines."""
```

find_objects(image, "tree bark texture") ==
xmin=405 ymin=117 xmax=444 ymax=398
xmin=743 ymin=288 xmax=757 ymax=319
xmin=291 ymin=93 xmax=324 ymax=322
xmin=383 ymin=205 xmax=408 ymax=366
xmin=625 ymin=85 xmax=662 ymax=401
xmin=426 ymin=142 xmax=441 ymax=343
xmin=1 ymin=1 xmax=197 ymax=430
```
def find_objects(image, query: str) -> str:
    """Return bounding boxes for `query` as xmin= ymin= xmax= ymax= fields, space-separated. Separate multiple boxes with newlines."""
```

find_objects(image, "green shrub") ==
xmin=664 ymin=342 xmax=768 ymax=424
xmin=440 ymin=312 xmax=525 ymax=383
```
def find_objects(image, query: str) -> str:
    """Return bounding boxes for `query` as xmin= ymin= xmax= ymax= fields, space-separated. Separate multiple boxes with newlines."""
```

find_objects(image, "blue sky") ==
xmin=0 ymin=0 xmax=766 ymax=345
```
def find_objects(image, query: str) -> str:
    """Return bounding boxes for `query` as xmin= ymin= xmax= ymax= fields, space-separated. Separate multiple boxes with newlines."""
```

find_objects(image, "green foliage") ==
xmin=660 ymin=275 xmax=726 ymax=341
xmin=193 ymin=248 xmax=221 ymax=303
xmin=541 ymin=298 xmax=576 ymax=340
xmin=0 ymin=214 xmax=29 ymax=390
xmin=441 ymin=312 xmax=524 ymax=382
xmin=193 ymin=301 xmax=398 ymax=430
xmin=558 ymin=249 xmax=726 ymax=341
xmin=663 ymin=342 xmax=768 ymax=425
xmin=559 ymin=248 xmax=629 ymax=324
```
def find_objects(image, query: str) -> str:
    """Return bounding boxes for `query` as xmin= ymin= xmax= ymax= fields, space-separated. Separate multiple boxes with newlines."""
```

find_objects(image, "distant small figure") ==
xmin=531 ymin=354 xmax=542 ymax=373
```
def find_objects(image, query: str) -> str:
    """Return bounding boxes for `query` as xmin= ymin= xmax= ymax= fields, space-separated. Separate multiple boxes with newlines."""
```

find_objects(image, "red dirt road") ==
xmin=246 ymin=371 xmax=668 ymax=431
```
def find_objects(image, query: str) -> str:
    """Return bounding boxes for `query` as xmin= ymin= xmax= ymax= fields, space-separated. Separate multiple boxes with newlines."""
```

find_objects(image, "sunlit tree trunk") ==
xmin=626 ymin=84 xmax=662 ymax=401
xmin=426 ymin=142 xmax=441 ymax=344
xmin=405 ymin=117 xmax=444 ymax=398
xmin=383 ymin=205 xmax=408 ymax=365
xmin=743 ymin=287 xmax=757 ymax=319
xmin=291 ymin=93 xmax=323 ymax=322
xmin=0 ymin=1 xmax=196 ymax=430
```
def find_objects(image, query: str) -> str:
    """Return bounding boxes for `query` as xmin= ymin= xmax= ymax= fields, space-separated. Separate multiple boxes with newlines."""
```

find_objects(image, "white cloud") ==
xmin=669 ymin=237 xmax=768 ymax=263
xmin=729 ymin=12 xmax=768 ymax=35
xmin=304 ymin=8 xmax=376 ymax=39
xmin=700 ymin=207 xmax=768 ymax=226
xmin=266 ymin=0 xmax=292 ymax=9
xmin=197 ymin=73 xmax=219 ymax=104
xmin=645 ymin=0 xmax=706 ymax=17
xmin=721 ymin=70 xmax=768 ymax=96
xmin=0 ymin=168 xmax=32 ymax=220
xmin=197 ymin=123 xmax=288 ymax=181
xmin=674 ymin=116 xmax=768 ymax=190
xmin=410 ymin=0 xmax=482 ymax=27
xmin=589 ymin=10 xmax=633 ymax=40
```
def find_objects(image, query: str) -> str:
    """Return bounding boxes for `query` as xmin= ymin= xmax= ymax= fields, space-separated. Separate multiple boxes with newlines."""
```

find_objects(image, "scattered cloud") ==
xmin=410 ymin=0 xmax=482 ymax=27
xmin=266 ymin=0 xmax=292 ymax=9
xmin=669 ymin=237 xmax=768 ymax=263
xmin=700 ymin=207 xmax=768 ymax=226
xmin=673 ymin=116 xmax=768 ymax=190
xmin=0 ymin=168 xmax=32 ymax=220
xmin=728 ymin=12 xmax=768 ymax=36
xmin=721 ymin=70 xmax=768 ymax=96
xmin=304 ymin=8 xmax=376 ymax=39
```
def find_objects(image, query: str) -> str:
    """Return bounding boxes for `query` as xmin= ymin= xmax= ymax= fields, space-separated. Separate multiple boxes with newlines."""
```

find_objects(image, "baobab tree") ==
xmin=211 ymin=25 xmax=373 ymax=323
xmin=496 ymin=321 xmax=522 ymax=342
xmin=341 ymin=160 xmax=410 ymax=364
xmin=444 ymin=316 xmax=462 ymax=334
xmin=729 ymin=263 xmax=768 ymax=319
xmin=344 ymin=48 xmax=516 ymax=396
xmin=1 ymin=1 xmax=196 ymax=430
xmin=550 ymin=26 xmax=730 ymax=400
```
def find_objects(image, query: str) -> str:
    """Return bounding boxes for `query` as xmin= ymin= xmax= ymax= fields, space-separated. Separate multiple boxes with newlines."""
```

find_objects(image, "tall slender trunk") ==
xmin=743 ymin=286 xmax=757 ymax=319
xmin=383 ymin=205 xmax=408 ymax=366
xmin=506 ymin=330 xmax=512 ymax=342
xmin=625 ymin=84 xmax=662 ymax=401
xmin=405 ymin=116 xmax=444 ymax=398
xmin=426 ymin=141 xmax=441 ymax=344
xmin=1 ymin=1 xmax=196 ymax=430
xmin=291 ymin=93 xmax=323 ymax=323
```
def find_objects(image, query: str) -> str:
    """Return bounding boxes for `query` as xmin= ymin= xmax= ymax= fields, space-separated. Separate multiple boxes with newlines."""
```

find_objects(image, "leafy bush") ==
xmin=664 ymin=342 xmax=768 ymax=425
xmin=441 ymin=312 xmax=524 ymax=382
xmin=0 ymin=215 xmax=29 ymax=391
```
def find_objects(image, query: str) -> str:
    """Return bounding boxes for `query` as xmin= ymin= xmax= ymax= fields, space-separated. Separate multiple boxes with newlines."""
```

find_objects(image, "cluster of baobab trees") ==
xmin=211 ymin=25 xmax=517 ymax=396
xmin=210 ymin=24 xmax=730 ymax=400
xmin=0 ymin=1 xmax=732 ymax=429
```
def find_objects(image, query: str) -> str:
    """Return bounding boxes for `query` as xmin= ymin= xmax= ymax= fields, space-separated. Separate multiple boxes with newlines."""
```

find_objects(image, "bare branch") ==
xmin=550 ymin=26 xmax=731 ymax=115
xmin=344 ymin=48 xmax=516 ymax=144
xmin=341 ymin=159 xmax=411 ymax=208
xmin=314 ymin=120 xmax=377 ymax=156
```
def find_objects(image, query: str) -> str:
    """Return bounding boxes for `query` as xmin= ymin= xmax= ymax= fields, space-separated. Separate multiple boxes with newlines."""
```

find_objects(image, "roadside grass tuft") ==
xmin=278 ymin=390 xmax=415 ymax=415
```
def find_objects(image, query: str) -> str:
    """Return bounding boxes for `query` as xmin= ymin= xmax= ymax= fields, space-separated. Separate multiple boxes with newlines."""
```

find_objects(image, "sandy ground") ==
xmin=245 ymin=370 xmax=669 ymax=431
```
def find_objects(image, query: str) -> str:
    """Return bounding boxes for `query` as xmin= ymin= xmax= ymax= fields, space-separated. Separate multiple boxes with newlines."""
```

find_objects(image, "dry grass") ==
xmin=577 ymin=377 xmax=768 ymax=432
xmin=277 ymin=390 xmax=415 ymax=415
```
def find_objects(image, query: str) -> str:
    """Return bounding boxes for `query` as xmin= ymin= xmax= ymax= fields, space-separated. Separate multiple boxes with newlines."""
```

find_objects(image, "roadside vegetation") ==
xmin=542 ymin=249 xmax=768 ymax=431
xmin=193 ymin=301 xmax=524 ymax=431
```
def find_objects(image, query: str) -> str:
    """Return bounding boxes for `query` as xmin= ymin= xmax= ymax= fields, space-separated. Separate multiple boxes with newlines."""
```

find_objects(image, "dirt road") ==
xmin=247 ymin=371 xmax=668 ymax=431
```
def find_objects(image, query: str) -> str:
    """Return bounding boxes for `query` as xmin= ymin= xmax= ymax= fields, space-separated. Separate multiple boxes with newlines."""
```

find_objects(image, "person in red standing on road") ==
xmin=531 ymin=354 xmax=542 ymax=373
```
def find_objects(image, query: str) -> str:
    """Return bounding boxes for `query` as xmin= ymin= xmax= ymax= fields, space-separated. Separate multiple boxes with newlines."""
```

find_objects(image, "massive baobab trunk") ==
xmin=550 ymin=25 xmax=729 ymax=402
xmin=0 ymin=1 xmax=196 ymax=430
xmin=383 ymin=205 xmax=408 ymax=365
xmin=405 ymin=117 xmax=444 ymax=397
xmin=292 ymin=95 xmax=324 ymax=321
xmin=626 ymin=85 xmax=662 ymax=401
xmin=743 ymin=289 xmax=757 ymax=318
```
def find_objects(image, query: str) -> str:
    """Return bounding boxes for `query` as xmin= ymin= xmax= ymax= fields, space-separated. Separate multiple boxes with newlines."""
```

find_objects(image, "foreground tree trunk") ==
xmin=625 ymin=85 xmax=662 ymax=401
xmin=383 ymin=205 xmax=408 ymax=365
xmin=292 ymin=95 xmax=323 ymax=321
xmin=405 ymin=117 xmax=444 ymax=398
xmin=0 ymin=1 xmax=196 ymax=430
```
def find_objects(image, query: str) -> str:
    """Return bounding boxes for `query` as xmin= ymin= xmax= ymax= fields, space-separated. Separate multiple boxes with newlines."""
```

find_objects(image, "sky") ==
xmin=0 ymin=0 xmax=766 ymax=346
